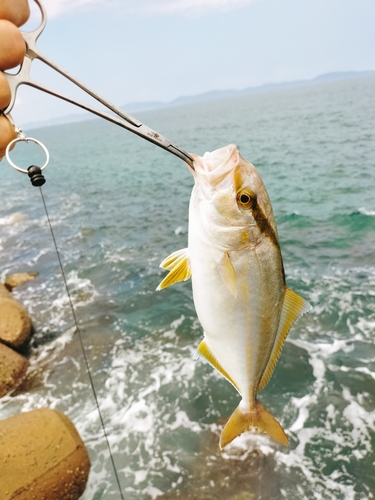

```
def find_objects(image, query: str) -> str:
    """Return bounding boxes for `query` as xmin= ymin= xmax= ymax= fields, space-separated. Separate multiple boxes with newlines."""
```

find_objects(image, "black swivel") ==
xmin=27 ymin=165 xmax=46 ymax=186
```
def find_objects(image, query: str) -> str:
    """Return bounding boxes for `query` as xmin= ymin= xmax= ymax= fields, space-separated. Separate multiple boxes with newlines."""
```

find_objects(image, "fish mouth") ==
xmin=187 ymin=144 xmax=240 ymax=186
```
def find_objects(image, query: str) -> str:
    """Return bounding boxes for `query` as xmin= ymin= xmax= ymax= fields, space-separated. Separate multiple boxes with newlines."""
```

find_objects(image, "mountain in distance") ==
xmin=124 ymin=71 xmax=375 ymax=113
xmin=25 ymin=70 xmax=375 ymax=130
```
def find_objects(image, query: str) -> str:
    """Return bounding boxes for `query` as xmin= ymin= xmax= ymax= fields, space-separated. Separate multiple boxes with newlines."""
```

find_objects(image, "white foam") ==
xmin=342 ymin=387 xmax=375 ymax=447
xmin=143 ymin=486 xmax=163 ymax=499
xmin=169 ymin=410 xmax=201 ymax=432
xmin=358 ymin=206 xmax=375 ymax=216
xmin=47 ymin=270 xmax=98 ymax=310
xmin=355 ymin=366 xmax=375 ymax=380
xmin=325 ymin=404 xmax=337 ymax=425
xmin=220 ymin=428 xmax=276 ymax=461
xmin=174 ymin=226 xmax=186 ymax=235
xmin=170 ymin=315 xmax=185 ymax=329
xmin=26 ymin=248 xmax=49 ymax=266
xmin=0 ymin=213 xmax=26 ymax=225
xmin=289 ymin=395 xmax=314 ymax=432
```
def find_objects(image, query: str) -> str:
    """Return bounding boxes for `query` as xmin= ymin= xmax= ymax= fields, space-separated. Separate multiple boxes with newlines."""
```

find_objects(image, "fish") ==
xmin=157 ymin=144 xmax=311 ymax=449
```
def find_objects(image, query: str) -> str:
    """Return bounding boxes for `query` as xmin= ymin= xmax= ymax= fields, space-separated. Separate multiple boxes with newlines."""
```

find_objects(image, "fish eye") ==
xmin=237 ymin=189 xmax=256 ymax=209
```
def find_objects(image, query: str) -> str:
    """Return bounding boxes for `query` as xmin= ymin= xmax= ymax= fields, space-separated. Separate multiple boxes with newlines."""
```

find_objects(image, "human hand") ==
xmin=0 ymin=0 xmax=30 ymax=159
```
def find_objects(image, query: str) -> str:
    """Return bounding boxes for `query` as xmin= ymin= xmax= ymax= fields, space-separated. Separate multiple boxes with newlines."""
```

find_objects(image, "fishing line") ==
xmin=39 ymin=188 xmax=125 ymax=500
xmin=6 ymin=135 xmax=125 ymax=500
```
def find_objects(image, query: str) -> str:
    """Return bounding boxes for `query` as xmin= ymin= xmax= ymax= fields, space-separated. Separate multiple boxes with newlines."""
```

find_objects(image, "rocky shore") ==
xmin=0 ymin=273 xmax=91 ymax=499
xmin=0 ymin=272 xmax=35 ymax=395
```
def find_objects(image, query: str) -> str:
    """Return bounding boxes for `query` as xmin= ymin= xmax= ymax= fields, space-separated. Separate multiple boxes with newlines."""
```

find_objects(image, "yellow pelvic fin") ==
xmin=156 ymin=248 xmax=191 ymax=290
xmin=217 ymin=252 xmax=238 ymax=298
xmin=194 ymin=339 xmax=240 ymax=393
xmin=220 ymin=399 xmax=288 ymax=449
xmin=258 ymin=288 xmax=312 ymax=392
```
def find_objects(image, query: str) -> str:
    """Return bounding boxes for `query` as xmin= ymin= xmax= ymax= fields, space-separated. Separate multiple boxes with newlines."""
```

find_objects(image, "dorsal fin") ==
xmin=217 ymin=252 xmax=238 ymax=298
xmin=258 ymin=288 xmax=312 ymax=391
xmin=156 ymin=248 xmax=191 ymax=290
xmin=194 ymin=339 xmax=240 ymax=393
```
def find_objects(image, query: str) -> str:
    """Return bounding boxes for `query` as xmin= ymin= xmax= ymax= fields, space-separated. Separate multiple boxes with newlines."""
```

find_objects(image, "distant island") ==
xmin=26 ymin=70 xmax=375 ymax=130
xmin=122 ymin=70 xmax=375 ymax=113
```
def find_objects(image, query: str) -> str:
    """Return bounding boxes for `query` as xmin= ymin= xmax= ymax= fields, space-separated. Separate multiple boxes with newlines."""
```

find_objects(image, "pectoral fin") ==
xmin=217 ymin=252 xmax=238 ymax=298
xmin=156 ymin=248 xmax=191 ymax=290
xmin=258 ymin=288 xmax=312 ymax=392
xmin=194 ymin=339 xmax=240 ymax=393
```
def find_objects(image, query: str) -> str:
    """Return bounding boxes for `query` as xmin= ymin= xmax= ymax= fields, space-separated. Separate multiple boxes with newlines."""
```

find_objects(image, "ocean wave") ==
xmin=280 ymin=209 xmax=375 ymax=229
xmin=357 ymin=206 xmax=375 ymax=216
xmin=2 ymin=261 xmax=374 ymax=499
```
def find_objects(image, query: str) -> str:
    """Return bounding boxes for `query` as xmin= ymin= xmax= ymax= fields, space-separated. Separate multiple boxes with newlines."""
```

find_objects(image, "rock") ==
xmin=4 ymin=272 xmax=38 ymax=291
xmin=0 ymin=273 xmax=37 ymax=348
xmin=0 ymin=408 xmax=91 ymax=500
xmin=0 ymin=342 xmax=28 ymax=397
xmin=0 ymin=285 xmax=32 ymax=347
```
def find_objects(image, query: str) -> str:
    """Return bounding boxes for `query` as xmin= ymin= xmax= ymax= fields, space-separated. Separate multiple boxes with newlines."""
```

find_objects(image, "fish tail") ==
xmin=219 ymin=399 xmax=288 ymax=449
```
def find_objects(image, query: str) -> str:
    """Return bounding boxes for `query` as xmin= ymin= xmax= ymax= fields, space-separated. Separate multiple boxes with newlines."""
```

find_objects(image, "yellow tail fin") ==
xmin=220 ymin=400 xmax=288 ymax=449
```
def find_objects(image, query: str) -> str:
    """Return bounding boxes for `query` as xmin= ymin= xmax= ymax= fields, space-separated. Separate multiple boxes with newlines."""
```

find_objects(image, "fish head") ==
xmin=188 ymin=144 xmax=278 ymax=251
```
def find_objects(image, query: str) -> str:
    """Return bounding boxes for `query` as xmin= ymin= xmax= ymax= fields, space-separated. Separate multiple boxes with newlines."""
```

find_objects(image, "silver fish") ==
xmin=158 ymin=144 xmax=311 ymax=448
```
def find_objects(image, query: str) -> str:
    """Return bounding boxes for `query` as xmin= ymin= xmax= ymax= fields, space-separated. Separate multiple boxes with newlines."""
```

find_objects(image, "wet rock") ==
xmin=0 ymin=342 xmax=28 ymax=397
xmin=0 ymin=408 xmax=91 ymax=500
xmin=4 ymin=272 xmax=38 ymax=291
xmin=0 ymin=285 xmax=32 ymax=347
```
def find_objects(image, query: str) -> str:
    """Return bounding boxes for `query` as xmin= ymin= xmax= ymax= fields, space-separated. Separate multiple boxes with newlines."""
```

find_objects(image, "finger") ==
xmin=0 ymin=0 xmax=30 ymax=27
xmin=0 ymin=71 xmax=11 ymax=110
xmin=0 ymin=115 xmax=17 ymax=159
xmin=0 ymin=20 xmax=26 ymax=70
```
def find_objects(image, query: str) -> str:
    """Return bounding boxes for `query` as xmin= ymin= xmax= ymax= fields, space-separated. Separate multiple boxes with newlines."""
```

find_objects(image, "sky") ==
xmin=8 ymin=0 xmax=375 ymax=127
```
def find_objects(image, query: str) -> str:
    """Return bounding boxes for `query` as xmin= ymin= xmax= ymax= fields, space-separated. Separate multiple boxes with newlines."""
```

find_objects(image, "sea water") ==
xmin=0 ymin=75 xmax=374 ymax=499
